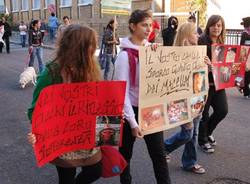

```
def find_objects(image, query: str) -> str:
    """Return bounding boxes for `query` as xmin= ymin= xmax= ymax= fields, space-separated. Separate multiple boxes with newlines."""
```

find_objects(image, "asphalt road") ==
xmin=0 ymin=45 xmax=250 ymax=184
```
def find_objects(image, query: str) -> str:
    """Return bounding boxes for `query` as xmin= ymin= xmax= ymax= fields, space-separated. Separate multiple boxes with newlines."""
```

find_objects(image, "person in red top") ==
xmin=148 ymin=19 xmax=160 ymax=43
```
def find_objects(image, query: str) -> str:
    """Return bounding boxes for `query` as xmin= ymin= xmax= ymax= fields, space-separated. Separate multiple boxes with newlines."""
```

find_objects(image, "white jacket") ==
xmin=0 ymin=25 xmax=5 ymax=46
xmin=113 ymin=37 xmax=148 ymax=129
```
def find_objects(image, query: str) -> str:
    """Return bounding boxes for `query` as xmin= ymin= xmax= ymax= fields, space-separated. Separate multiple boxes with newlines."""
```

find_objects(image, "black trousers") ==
xmin=119 ymin=107 xmax=171 ymax=184
xmin=0 ymin=42 xmax=3 ymax=53
xmin=56 ymin=161 xmax=102 ymax=184
xmin=243 ymin=71 xmax=250 ymax=96
xmin=3 ymin=36 xmax=10 ymax=53
xmin=198 ymin=86 xmax=228 ymax=145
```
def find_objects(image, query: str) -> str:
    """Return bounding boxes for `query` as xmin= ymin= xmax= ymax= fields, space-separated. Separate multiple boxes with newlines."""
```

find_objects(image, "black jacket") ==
xmin=3 ymin=22 xmax=11 ymax=38
xmin=162 ymin=16 xmax=178 ymax=46
xmin=28 ymin=28 xmax=43 ymax=46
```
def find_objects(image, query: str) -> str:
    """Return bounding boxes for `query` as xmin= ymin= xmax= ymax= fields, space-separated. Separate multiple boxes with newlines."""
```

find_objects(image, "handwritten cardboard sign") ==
xmin=139 ymin=46 xmax=208 ymax=135
xmin=211 ymin=44 xmax=250 ymax=90
xmin=32 ymin=81 xmax=126 ymax=167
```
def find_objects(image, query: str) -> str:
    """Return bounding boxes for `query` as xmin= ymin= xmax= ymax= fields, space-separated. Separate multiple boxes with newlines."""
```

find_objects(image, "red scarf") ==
xmin=123 ymin=48 xmax=139 ymax=86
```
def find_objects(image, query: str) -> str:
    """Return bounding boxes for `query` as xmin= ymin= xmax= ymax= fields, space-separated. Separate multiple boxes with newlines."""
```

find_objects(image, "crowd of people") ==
xmin=7 ymin=8 xmax=246 ymax=184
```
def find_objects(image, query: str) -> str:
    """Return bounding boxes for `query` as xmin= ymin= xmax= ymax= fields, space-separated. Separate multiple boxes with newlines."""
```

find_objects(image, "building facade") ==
xmin=1 ymin=0 xmax=195 ymax=36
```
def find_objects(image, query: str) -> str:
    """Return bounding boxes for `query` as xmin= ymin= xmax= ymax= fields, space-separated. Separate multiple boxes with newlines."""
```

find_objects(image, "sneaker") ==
xmin=244 ymin=95 xmax=250 ymax=99
xmin=200 ymin=143 xmax=215 ymax=153
xmin=183 ymin=164 xmax=206 ymax=174
xmin=208 ymin=135 xmax=217 ymax=146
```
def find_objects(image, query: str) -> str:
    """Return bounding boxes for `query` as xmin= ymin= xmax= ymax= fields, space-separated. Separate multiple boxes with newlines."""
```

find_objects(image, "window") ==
xmin=45 ymin=0 xmax=55 ymax=8
xmin=0 ymin=0 xmax=5 ymax=13
xmin=78 ymin=0 xmax=93 ymax=6
xmin=12 ymin=0 xmax=19 ymax=11
xmin=60 ymin=0 xmax=72 ymax=7
xmin=21 ymin=0 xmax=29 ymax=11
xmin=33 ymin=0 xmax=40 ymax=9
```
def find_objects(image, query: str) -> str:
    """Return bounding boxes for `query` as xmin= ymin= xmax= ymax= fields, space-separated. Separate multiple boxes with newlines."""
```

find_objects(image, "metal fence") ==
xmin=225 ymin=29 xmax=243 ymax=45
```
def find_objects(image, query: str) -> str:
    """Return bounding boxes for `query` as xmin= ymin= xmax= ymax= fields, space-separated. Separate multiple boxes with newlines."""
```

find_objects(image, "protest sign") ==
xmin=139 ymin=46 xmax=208 ymax=135
xmin=101 ymin=0 xmax=132 ymax=15
xmin=211 ymin=44 xmax=250 ymax=90
xmin=32 ymin=81 xmax=126 ymax=167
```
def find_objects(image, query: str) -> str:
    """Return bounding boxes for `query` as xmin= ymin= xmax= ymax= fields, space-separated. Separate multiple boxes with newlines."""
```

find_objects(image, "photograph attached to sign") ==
xmin=167 ymin=99 xmax=188 ymax=124
xmin=239 ymin=46 xmax=249 ymax=62
xmin=220 ymin=66 xmax=232 ymax=83
xmin=212 ymin=45 xmax=225 ymax=62
xmin=190 ymin=95 xmax=207 ymax=118
xmin=96 ymin=116 xmax=122 ymax=146
xmin=232 ymin=63 xmax=241 ymax=75
xmin=141 ymin=104 xmax=165 ymax=131
xmin=193 ymin=71 xmax=206 ymax=94
xmin=225 ymin=47 xmax=237 ymax=62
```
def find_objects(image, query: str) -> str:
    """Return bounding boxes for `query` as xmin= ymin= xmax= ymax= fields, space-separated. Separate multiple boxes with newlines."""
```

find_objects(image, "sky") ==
xmin=207 ymin=0 xmax=250 ymax=29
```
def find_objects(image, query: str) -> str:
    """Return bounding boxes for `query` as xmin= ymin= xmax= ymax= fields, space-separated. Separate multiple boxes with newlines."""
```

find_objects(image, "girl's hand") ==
xmin=132 ymin=127 xmax=143 ymax=138
xmin=204 ymin=56 xmax=213 ymax=71
xmin=151 ymin=43 xmax=159 ymax=51
xmin=27 ymin=132 xmax=36 ymax=146
xmin=204 ymin=56 xmax=212 ymax=66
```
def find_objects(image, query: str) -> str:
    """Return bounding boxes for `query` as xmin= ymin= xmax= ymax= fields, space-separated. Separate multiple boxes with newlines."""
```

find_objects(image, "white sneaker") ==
xmin=208 ymin=135 xmax=217 ymax=146
xmin=200 ymin=143 xmax=215 ymax=153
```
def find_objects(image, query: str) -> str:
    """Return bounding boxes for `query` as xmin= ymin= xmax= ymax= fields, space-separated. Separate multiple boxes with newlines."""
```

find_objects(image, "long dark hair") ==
xmin=106 ymin=19 xmax=115 ymax=30
xmin=55 ymin=24 xmax=101 ymax=82
xmin=204 ymin=15 xmax=225 ymax=44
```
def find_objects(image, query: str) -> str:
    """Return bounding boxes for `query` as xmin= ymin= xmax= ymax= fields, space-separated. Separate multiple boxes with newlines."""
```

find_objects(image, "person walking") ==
xmin=2 ymin=17 xmax=11 ymax=53
xmin=164 ymin=22 xmax=210 ymax=174
xmin=114 ymin=9 xmax=171 ymax=184
xmin=240 ymin=17 xmax=250 ymax=99
xmin=19 ymin=21 xmax=27 ymax=47
xmin=48 ymin=13 xmax=59 ymax=42
xmin=28 ymin=20 xmax=44 ymax=73
xmin=27 ymin=24 xmax=102 ymax=184
xmin=198 ymin=15 xmax=228 ymax=153
xmin=103 ymin=18 xmax=120 ymax=80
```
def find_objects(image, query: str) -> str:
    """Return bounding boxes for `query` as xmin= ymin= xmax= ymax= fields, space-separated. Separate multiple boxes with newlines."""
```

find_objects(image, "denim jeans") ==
xmin=164 ymin=116 xmax=201 ymax=169
xmin=20 ymin=35 xmax=26 ymax=47
xmin=104 ymin=54 xmax=114 ymax=80
xmin=28 ymin=47 xmax=44 ymax=73
xmin=49 ymin=27 xmax=57 ymax=42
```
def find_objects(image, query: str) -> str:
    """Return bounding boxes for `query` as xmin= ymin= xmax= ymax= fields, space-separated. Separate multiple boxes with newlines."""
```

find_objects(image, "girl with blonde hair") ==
xmin=164 ymin=22 xmax=210 ymax=174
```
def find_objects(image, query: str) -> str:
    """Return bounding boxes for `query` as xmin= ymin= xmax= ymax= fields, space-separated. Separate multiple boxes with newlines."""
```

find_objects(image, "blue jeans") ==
xmin=164 ymin=116 xmax=201 ymax=169
xmin=49 ymin=27 xmax=57 ymax=42
xmin=104 ymin=54 xmax=114 ymax=80
xmin=29 ymin=47 xmax=44 ymax=73
xmin=20 ymin=35 xmax=26 ymax=47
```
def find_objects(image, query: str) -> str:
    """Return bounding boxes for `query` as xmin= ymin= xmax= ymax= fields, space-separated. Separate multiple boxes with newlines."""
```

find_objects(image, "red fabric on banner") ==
xmin=100 ymin=146 xmax=127 ymax=178
xmin=211 ymin=44 xmax=249 ymax=90
xmin=32 ymin=81 xmax=126 ymax=167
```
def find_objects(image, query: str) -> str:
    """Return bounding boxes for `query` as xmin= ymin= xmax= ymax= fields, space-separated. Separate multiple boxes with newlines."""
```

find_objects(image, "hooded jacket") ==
xmin=113 ymin=37 xmax=147 ymax=128
xmin=162 ymin=16 xmax=178 ymax=46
